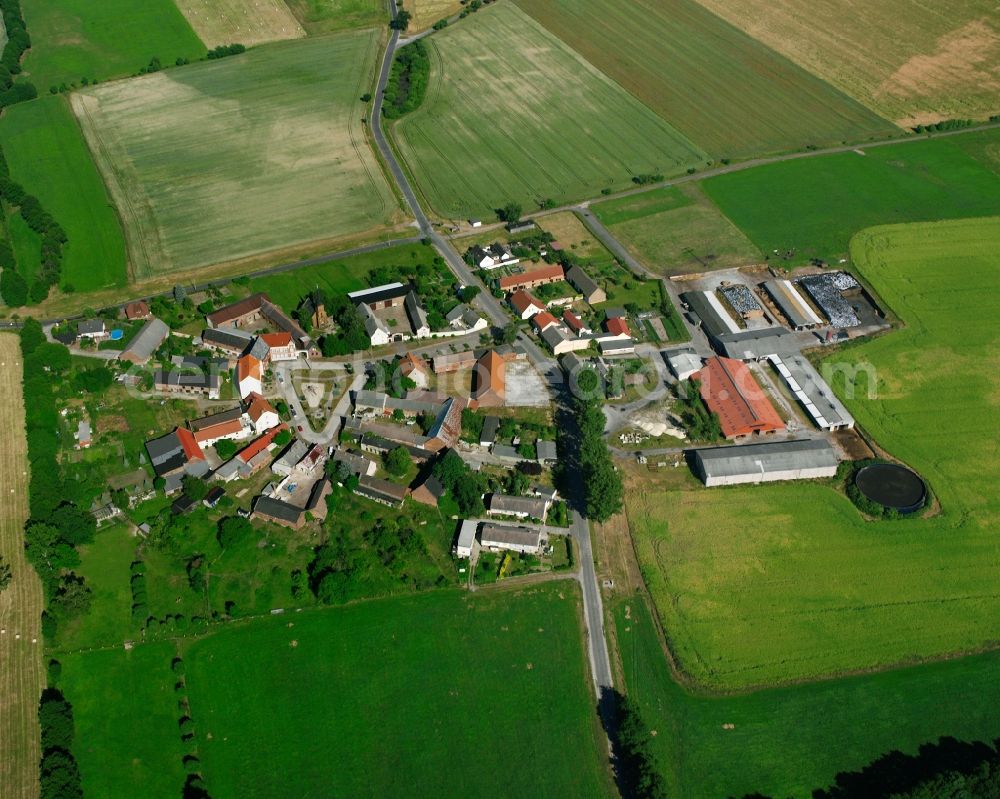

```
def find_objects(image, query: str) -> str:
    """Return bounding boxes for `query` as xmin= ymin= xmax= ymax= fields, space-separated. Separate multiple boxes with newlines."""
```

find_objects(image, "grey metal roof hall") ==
xmin=692 ymin=438 xmax=838 ymax=485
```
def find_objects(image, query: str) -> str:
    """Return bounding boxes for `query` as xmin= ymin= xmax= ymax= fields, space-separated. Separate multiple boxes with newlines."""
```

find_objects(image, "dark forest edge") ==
xmin=382 ymin=41 xmax=429 ymax=120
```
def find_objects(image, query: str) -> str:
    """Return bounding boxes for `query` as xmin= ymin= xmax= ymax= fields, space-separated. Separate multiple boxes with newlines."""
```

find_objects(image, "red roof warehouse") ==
xmin=694 ymin=356 xmax=785 ymax=439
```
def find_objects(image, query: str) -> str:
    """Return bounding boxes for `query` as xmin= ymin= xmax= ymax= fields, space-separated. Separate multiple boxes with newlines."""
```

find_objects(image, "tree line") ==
xmin=0 ymin=146 xmax=69 ymax=305
xmin=37 ymin=684 xmax=83 ymax=799
xmin=382 ymin=41 xmax=429 ymax=120
xmin=572 ymin=394 xmax=623 ymax=522
xmin=0 ymin=0 xmax=37 ymax=109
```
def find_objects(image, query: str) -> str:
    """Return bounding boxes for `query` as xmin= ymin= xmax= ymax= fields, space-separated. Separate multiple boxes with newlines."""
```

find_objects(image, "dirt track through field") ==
xmin=0 ymin=334 xmax=43 ymax=799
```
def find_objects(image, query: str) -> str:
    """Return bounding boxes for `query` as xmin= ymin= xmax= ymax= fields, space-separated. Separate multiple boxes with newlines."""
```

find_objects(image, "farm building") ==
xmin=330 ymin=448 xmax=377 ymax=478
xmin=201 ymin=326 xmax=254 ymax=356
xmin=486 ymin=493 xmax=549 ymax=519
xmin=153 ymin=369 xmax=221 ymax=400
xmin=354 ymin=475 xmax=408 ymax=508
xmin=798 ymin=273 xmax=862 ymax=328
xmin=260 ymin=332 xmax=297 ymax=362
xmin=565 ymin=265 xmax=606 ymax=305
xmin=251 ymin=496 xmax=304 ymax=530
xmin=467 ymin=243 xmax=518 ymax=270
xmin=541 ymin=325 xmax=591 ymax=355
xmin=472 ymin=350 xmax=506 ymax=407
xmin=536 ymin=440 xmax=557 ymax=464
xmin=664 ymin=348 xmax=702 ymax=381
xmin=604 ymin=317 xmax=630 ymax=337
xmin=124 ymin=300 xmax=151 ymax=321
xmin=766 ymin=354 xmax=855 ymax=431
xmin=432 ymin=350 xmax=477 ymax=373
xmin=411 ymin=474 xmax=446 ymax=507
xmin=764 ymin=279 xmax=822 ymax=330
xmin=305 ymin=478 xmax=333 ymax=522
xmin=681 ymin=290 xmax=740 ymax=338
xmin=236 ymin=355 xmax=263 ymax=399
xmin=691 ymin=439 xmax=839 ymax=487
xmin=498 ymin=264 xmax=564 ymax=292
xmin=145 ymin=428 xmax=208 ymax=492
xmin=189 ymin=407 xmax=248 ymax=446
xmin=445 ymin=304 xmax=488 ymax=332
xmin=479 ymin=415 xmax=500 ymax=447
xmin=260 ymin=300 xmax=311 ymax=350
xmin=272 ymin=440 xmax=310 ymax=477
xmin=214 ymin=425 xmax=288 ymax=482
xmin=119 ymin=318 xmax=170 ymax=365
xmin=507 ymin=220 xmax=536 ymax=234
xmin=479 ymin=524 xmax=544 ymax=555
xmin=360 ymin=303 xmax=391 ymax=346
xmin=719 ymin=284 xmax=764 ymax=320
xmin=347 ymin=282 xmax=409 ymax=309
xmin=207 ymin=293 xmax=271 ymax=328
xmin=531 ymin=311 xmax=559 ymax=333
xmin=597 ymin=336 xmax=635 ymax=356
xmin=455 ymin=520 xmax=478 ymax=558
xmin=509 ymin=289 xmax=546 ymax=320
xmin=354 ymin=390 xmax=441 ymax=418
xmin=717 ymin=327 xmax=797 ymax=361
xmin=244 ymin=394 xmax=280 ymax=434
xmin=694 ymin=356 xmax=785 ymax=439
xmin=563 ymin=310 xmax=590 ymax=336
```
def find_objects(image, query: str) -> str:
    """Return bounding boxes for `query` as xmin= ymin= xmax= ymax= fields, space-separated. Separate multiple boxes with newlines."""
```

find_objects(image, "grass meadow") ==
xmin=626 ymin=216 xmax=1000 ymax=690
xmin=393 ymin=3 xmax=706 ymax=219
xmin=286 ymin=0 xmax=385 ymax=33
xmin=20 ymin=0 xmax=205 ymax=91
xmin=692 ymin=0 xmax=1000 ymax=126
xmin=59 ymin=586 xmax=613 ymax=799
xmin=0 ymin=96 xmax=128 ymax=293
xmin=614 ymin=596 xmax=1000 ymax=799
xmin=592 ymin=184 xmax=762 ymax=274
xmin=171 ymin=0 xmax=306 ymax=47
xmin=59 ymin=642 xmax=188 ymax=798
xmin=514 ymin=0 xmax=895 ymax=158
xmin=72 ymin=32 xmax=399 ymax=278
xmin=702 ymin=129 xmax=1000 ymax=265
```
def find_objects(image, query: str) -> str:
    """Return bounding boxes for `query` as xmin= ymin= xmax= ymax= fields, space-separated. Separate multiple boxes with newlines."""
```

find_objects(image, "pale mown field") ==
xmin=394 ymin=3 xmax=706 ymax=219
xmin=401 ymin=0 xmax=463 ymax=31
xmin=0 ymin=335 xmax=43 ymax=799
xmin=172 ymin=0 xmax=305 ymax=47
xmin=72 ymin=32 xmax=399 ymax=277
xmin=628 ymin=217 xmax=1000 ymax=690
xmin=693 ymin=0 xmax=1000 ymax=126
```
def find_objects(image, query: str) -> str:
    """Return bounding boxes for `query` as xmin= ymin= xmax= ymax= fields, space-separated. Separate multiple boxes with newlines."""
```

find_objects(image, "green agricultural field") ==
xmin=514 ymin=0 xmax=895 ymax=158
xmin=72 ymin=32 xmax=399 ymax=278
xmin=59 ymin=642 xmax=188 ymax=798
xmin=0 ymin=96 xmax=128 ymax=293
xmin=59 ymin=586 xmax=613 ymax=798
xmin=20 ymin=0 xmax=205 ymax=92
xmin=393 ymin=3 xmax=706 ymax=220
xmin=593 ymin=184 xmax=762 ymax=274
xmin=615 ymin=596 xmax=1000 ymax=799
xmin=626 ymin=217 xmax=1000 ymax=689
xmin=285 ymin=0 xmax=384 ymax=33
xmin=701 ymin=129 xmax=1000 ymax=265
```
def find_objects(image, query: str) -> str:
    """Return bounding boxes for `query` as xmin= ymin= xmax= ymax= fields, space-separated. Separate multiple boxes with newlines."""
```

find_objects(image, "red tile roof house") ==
xmin=531 ymin=311 xmax=559 ymax=333
xmin=563 ymin=310 xmax=591 ymax=336
xmin=498 ymin=264 xmax=565 ymax=292
xmin=604 ymin=317 xmax=630 ymax=337
xmin=509 ymin=289 xmax=545 ymax=320
xmin=693 ymin=356 xmax=786 ymax=440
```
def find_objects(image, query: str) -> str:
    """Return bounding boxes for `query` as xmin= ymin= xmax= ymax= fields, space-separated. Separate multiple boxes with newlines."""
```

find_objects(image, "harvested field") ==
xmin=625 ymin=217 xmax=1000 ymax=690
xmin=393 ymin=3 xmax=706 ymax=219
xmin=285 ymin=0 xmax=384 ymax=33
xmin=21 ymin=0 xmax=205 ymax=91
xmin=593 ymin=184 xmax=762 ymax=275
xmin=692 ymin=0 xmax=1000 ymax=126
xmin=514 ymin=0 xmax=896 ymax=158
xmin=401 ymin=0 xmax=463 ymax=31
xmin=72 ymin=32 xmax=399 ymax=278
xmin=0 ymin=96 xmax=128 ymax=294
xmin=172 ymin=0 xmax=305 ymax=47
xmin=0 ymin=334 xmax=43 ymax=799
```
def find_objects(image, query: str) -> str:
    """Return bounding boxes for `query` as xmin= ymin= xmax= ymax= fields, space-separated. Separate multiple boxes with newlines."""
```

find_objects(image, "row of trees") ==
xmin=574 ymin=395 xmax=623 ymax=522
xmin=0 ymin=147 xmax=68 ymax=305
xmin=0 ymin=0 xmax=37 ymax=109
xmin=383 ymin=41 xmax=429 ymax=119
xmin=20 ymin=321 xmax=97 ymax=641
xmin=38 ymin=686 xmax=83 ymax=799
xmin=608 ymin=694 xmax=667 ymax=799
xmin=206 ymin=44 xmax=246 ymax=60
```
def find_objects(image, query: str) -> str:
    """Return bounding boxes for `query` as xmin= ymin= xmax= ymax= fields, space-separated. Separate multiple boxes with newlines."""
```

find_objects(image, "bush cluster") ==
xmin=38 ymin=688 xmax=83 ymax=799
xmin=0 ymin=0 xmax=36 ymax=109
xmin=383 ymin=41 xmax=429 ymax=119
xmin=206 ymin=43 xmax=245 ymax=60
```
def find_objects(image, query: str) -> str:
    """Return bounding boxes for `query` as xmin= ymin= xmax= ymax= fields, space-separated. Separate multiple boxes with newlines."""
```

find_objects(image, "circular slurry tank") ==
xmin=854 ymin=463 xmax=927 ymax=513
